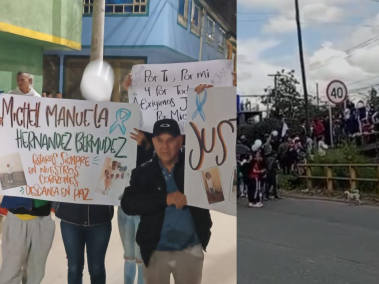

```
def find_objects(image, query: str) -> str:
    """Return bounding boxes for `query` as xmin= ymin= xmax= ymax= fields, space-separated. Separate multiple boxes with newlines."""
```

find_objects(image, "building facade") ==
xmin=0 ymin=0 xmax=82 ymax=94
xmin=43 ymin=0 xmax=236 ymax=101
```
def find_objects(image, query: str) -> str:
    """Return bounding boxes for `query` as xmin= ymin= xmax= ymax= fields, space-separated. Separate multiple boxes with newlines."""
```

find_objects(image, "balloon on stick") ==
xmin=80 ymin=60 xmax=114 ymax=102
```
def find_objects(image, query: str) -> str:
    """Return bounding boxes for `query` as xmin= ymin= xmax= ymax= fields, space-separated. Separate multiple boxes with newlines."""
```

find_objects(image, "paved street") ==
xmin=0 ymin=210 xmax=236 ymax=284
xmin=238 ymin=198 xmax=379 ymax=284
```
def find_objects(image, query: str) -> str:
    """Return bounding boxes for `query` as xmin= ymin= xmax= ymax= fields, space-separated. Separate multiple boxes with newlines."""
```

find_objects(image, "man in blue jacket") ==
xmin=121 ymin=119 xmax=212 ymax=284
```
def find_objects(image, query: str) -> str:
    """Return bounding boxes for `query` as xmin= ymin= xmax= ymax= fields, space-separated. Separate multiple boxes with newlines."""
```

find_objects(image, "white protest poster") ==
xmin=130 ymin=60 xmax=234 ymax=133
xmin=0 ymin=94 xmax=140 ymax=205
xmin=184 ymin=87 xmax=237 ymax=216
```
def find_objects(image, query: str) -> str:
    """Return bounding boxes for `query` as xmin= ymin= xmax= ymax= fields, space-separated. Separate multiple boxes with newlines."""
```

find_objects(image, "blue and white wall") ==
xmin=44 ymin=0 xmax=231 ymax=93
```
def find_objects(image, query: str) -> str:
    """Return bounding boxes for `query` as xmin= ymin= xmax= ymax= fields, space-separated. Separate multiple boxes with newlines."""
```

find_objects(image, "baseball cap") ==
xmin=152 ymin=119 xmax=181 ymax=138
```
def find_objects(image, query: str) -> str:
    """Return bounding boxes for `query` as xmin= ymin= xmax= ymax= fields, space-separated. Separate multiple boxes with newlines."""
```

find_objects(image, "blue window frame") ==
xmin=191 ymin=1 xmax=201 ymax=36
xmin=179 ymin=0 xmax=185 ymax=16
xmin=193 ymin=6 xmax=199 ymax=26
xmin=83 ymin=0 xmax=148 ymax=15
xmin=177 ymin=0 xmax=189 ymax=28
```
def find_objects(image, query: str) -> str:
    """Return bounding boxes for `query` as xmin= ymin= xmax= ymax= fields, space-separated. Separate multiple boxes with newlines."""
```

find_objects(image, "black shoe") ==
xmin=274 ymin=196 xmax=281 ymax=199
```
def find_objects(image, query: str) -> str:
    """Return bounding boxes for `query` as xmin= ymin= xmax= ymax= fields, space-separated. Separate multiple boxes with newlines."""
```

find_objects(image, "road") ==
xmin=238 ymin=198 xmax=379 ymax=284
xmin=0 ymin=210 xmax=235 ymax=284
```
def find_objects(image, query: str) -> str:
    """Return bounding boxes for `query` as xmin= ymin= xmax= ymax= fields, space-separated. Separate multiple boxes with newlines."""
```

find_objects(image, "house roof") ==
xmin=204 ymin=0 xmax=236 ymax=36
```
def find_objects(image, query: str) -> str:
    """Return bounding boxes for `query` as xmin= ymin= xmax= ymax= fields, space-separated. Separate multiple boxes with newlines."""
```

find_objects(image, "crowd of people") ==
xmin=301 ymin=101 xmax=379 ymax=148
xmin=236 ymin=119 xmax=334 ymax=208
xmin=239 ymin=98 xmax=252 ymax=111
xmin=236 ymin=97 xmax=379 ymax=209
xmin=0 ymin=72 xmax=221 ymax=284
xmin=41 ymin=91 xmax=63 ymax=99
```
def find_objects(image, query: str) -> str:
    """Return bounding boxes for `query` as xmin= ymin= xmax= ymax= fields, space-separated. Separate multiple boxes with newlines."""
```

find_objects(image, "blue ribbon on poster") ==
xmin=192 ymin=90 xmax=208 ymax=122
xmin=110 ymin=108 xmax=131 ymax=135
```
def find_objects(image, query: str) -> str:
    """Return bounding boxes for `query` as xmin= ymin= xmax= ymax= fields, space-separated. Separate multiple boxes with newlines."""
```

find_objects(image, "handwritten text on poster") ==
xmin=130 ymin=60 xmax=233 ymax=133
xmin=0 ymin=95 xmax=140 ymax=205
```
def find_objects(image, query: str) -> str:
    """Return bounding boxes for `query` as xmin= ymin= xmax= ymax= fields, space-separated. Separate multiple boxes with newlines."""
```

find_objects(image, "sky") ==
xmin=237 ymin=0 xmax=379 ymax=106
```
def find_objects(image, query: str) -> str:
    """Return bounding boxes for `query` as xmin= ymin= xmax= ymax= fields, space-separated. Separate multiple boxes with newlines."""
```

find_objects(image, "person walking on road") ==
xmin=247 ymin=153 xmax=265 ymax=208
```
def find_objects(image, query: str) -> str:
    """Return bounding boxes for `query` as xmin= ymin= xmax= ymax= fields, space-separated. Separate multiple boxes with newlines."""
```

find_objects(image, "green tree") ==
xmin=262 ymin=69 xmax=327 ymax=121
xmin=368 ymin=87 xmax=379 ymax=106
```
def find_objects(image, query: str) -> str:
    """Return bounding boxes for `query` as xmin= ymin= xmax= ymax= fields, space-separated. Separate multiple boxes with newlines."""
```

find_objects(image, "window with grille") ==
xmin=218 ymin=28 xmax=226 ymax=53
xmin=83 ymin=0 xmax=148 ymax=15
xmin=177 ymin=0 xmax=189 ymax=28
xmin=64 ymin=57 xmax=146 ymax=102
xmin=190 ymin=2 xmax=201 ymax=36
xmin=206 ymin=17 xmax=215 ymax=45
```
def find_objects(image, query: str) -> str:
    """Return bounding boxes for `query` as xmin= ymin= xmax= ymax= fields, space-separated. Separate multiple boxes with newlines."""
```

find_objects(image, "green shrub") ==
xmin=279 ymin=145 xmax=378 ymax=193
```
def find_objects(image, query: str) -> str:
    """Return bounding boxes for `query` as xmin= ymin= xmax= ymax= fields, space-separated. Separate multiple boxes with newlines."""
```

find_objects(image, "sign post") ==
xmin=326 ymin=80 xmax=348 ymax=148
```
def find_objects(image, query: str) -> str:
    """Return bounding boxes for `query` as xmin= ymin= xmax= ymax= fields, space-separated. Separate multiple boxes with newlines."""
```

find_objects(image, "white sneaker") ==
xmin=252 ymin=203 xmax=263 ymax=208
xmin=248 ymin=202 xmax=254 ymax=207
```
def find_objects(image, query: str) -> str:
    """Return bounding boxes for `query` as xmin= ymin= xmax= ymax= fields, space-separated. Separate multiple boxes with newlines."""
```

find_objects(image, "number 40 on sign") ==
xmin=326 ymin=80 xmax=348 ymax=104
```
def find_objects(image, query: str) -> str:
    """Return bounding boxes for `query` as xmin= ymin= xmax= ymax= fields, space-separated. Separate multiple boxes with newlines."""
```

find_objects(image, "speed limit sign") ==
xmin=326 ymin=80 xmax=348 ymax=104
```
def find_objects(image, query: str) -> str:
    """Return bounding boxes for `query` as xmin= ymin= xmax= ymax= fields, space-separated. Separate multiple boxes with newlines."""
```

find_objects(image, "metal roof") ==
xmin=204 ymin=0 xmax=236 ymax=36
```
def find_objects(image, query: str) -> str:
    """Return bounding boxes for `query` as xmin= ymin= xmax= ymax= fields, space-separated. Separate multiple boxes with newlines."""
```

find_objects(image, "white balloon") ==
xmin=272 ymin=130 xmax=278 ymax=137
xmin=251 ymin=144 xmax=259 ymax=152
xmin=80 ymin=60 xmax=114 ymax=102
xmin=254 ymin=139 xmax=262 ymax=148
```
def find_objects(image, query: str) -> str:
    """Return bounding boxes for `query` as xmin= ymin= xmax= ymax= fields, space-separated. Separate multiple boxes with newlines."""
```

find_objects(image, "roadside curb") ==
xmin=281 ymin=192 xmax=347 ymax=204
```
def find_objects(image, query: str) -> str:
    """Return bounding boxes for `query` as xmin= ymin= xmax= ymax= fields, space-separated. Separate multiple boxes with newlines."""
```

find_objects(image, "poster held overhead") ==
xmin=184 ymin=87 xmax=237 ymax=216
xmin=130 ymin=60 xmax=234 ymax=134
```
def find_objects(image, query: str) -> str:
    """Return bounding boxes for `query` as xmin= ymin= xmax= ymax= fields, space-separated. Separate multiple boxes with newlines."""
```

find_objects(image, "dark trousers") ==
xmin=248 ymin=178 xmax=260 ymax=204
xmin=280 ymin=156 xmax=291 ymax=175
xmin=266 ymin=173 xmax=278 ymax=198
xmin=60 ymin=221 xmax=112 ymax=284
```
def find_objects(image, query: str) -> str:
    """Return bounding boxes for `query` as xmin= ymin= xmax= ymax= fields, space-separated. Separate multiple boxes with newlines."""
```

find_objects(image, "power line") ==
xmin=349 ymin=83 xmax=379 ymax=93
xmin=346 ymin=75 xmax=379 ymax=87
xmin=237 ymin=18 xmax=379 ymax=28
xmin=237 ymin=12 xmax=372 ymax=19
xmin=237 ymin=12 xmax=279 ymax=15
xmin=309 ymin=34 xmax=379 ymax=70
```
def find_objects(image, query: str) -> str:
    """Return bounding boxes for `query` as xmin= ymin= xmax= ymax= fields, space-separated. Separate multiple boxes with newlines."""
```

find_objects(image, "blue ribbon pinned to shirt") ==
xmin=110 ymin=108 xmax=131 ymax=135
xmin=192 ymin=90 xmax=207 ymax=122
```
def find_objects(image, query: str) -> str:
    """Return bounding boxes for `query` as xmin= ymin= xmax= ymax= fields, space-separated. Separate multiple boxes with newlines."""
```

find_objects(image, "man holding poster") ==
xmin=121 ymin=118 xmax=212 ymax=284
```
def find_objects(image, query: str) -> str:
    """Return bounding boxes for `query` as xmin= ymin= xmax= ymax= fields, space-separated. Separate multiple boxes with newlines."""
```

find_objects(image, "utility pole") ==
xmin=90 ymin=0 xmax=105 ymax=62
xmin=199 ymin=8 xmax=206 ymax=61
xmin=316 ymin=82 xmax=320 ymax=108
xmin=268 ymin=73 xmax=283 ymax=118
xmin=267 ymin=74 xmax=277 ymax=118
xmin=268 ymin=73 xmax=281 ymax=101
xmin=295 ymin=0 xmax=310 ymax=135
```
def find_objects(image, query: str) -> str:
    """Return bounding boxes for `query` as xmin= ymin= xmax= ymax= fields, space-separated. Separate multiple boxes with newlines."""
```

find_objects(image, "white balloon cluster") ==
xmin=80 ymin=60 xmax=115 ymax=102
